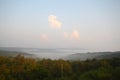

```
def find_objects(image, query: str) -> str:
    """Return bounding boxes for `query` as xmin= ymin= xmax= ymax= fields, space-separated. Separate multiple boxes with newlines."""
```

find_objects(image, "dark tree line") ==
xmin=0 ymin=54 xmax=120 ymax=80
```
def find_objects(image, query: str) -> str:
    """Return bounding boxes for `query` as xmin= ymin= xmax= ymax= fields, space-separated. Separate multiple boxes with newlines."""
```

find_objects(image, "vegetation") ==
xmin=0 ymin=54 xmax=120 ymax=80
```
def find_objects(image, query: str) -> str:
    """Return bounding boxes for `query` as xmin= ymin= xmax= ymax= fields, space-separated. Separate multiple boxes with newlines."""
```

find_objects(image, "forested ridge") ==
xmin=0 ymin=54 xmax=120 ymax=80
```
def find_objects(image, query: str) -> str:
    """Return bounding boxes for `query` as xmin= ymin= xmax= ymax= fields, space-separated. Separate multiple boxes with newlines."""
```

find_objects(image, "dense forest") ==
xmin=0 ymin=54 xmax=120 ymax=80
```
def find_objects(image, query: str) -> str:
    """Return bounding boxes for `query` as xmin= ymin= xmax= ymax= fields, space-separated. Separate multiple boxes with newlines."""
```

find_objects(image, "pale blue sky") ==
xmin=0 ymin=0 xmax=120 ymax=51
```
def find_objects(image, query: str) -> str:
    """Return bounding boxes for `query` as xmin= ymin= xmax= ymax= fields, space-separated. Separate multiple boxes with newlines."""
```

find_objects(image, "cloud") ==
xmin=41 ymin=34 xmax=48 ymax=40
xmin=63 ymin=32 xmax=69 ymax=38
xmin=63 ymin=30 xmax=80 ymax=39
xmin=48 ymin=15 xmax=62 ymax=29
xmin=71 ymin=30 xmax=80 ymax=39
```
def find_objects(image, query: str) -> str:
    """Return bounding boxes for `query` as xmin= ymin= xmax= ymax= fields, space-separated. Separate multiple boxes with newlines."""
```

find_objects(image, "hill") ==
xmin=64 ymin=51 xmax=120 ymax=60
xmin=0 ymin=50 xmax=34 ymax=57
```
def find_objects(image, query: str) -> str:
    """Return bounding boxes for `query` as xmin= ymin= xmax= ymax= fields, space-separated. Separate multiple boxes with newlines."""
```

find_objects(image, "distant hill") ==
xmin=63 ymin=51 xmax=120 ymax=60
xmin=0 ymin=50 xmax=34 ymax=57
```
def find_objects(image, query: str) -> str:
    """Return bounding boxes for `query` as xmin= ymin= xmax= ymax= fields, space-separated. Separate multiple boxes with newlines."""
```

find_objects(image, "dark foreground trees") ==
xmin=0 ymin=55 xmax=120 ymax=80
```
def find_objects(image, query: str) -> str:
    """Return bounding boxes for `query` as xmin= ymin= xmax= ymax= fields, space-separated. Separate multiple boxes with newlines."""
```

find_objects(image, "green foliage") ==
xmin=80 ymin=67 xmax=112 ymax=80
xmin=0 ymin=55 xmax=120 ymax=80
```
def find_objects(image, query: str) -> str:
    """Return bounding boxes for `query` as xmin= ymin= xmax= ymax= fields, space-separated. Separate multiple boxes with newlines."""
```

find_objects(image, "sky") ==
xmin=0 ymin=0 xmax=120 ymax=51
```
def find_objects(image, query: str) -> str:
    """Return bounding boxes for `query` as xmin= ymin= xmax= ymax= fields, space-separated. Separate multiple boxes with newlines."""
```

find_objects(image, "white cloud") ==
xmin=48 ymin=15 xmax=62 ymax=29
xmin=71 ymin=30 xmax=80 ymax=39
xmin=63 ymin=30 xmax=80 ymax=39
xmin=63 ymin=32 xmax=69 ymax=38
xmin=41 ymin=34 xmax=48 ymax=40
